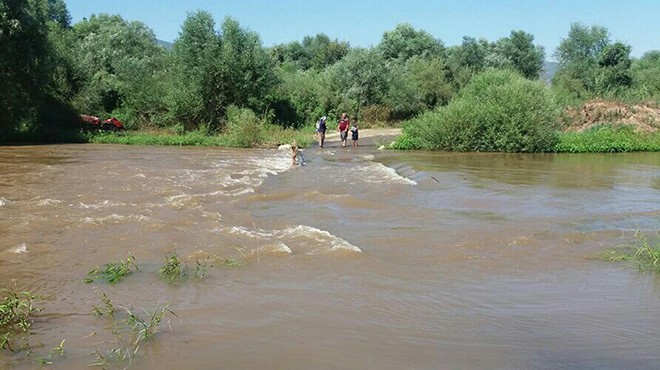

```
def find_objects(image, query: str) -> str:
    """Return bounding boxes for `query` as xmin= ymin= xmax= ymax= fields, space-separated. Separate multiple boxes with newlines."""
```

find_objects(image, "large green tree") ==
xmin=378 ymin=23 xmax=444 ymax=61
xmin=553 ymin=23 xmax=610 ymax=95
xmin=631 ymin=50 xmax=660 ymax=96
xmin=68 ymin=13 xmax=166 ymax=127
xmin=271 ymin=34 xmax=349 ymax=70
xmin=0 ymin=0 xmax=52 ymax=137
xmin=168 ymin=14 xmax=276 ymax=131
xmin=495 ymin=30 xmax=545 ymax=79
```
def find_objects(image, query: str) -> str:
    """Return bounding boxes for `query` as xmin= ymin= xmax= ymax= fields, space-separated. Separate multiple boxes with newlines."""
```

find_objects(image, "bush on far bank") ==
xmin=394 ymin=69 xmax=561 ymax=152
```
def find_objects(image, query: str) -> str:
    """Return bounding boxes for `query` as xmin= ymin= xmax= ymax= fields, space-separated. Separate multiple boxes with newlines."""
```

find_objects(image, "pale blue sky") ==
xmin=65 ymin=0 xmax=659 ymax=58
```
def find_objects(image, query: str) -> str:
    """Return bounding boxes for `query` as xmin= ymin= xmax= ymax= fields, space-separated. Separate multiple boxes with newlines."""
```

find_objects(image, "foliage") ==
xmin=329 ymin=48 xmax=389 ymax=111
xmin=85 ymin=255 xmax=139 ymax=284
xmin=396 ymin=69 xmax=560 ymax=152
xmin=166 ymin=14 xmax=276 ymax=132
xmin=378 ymin=23 xmax=444 ymax=61
xmin=90 ymin=294 xmax=176 ymax=369
xmin=159 ymin=251 xmax=213 ymax=284
xmin=271 ymin=65 xmax=332 ymax=128
xmin=0 ymin=0 xmax=74 ymax=139
xmin=0 ymin=287 xmax=38 ymax=352
xmin=68 ymin=13 xmax=166 ymax=126
xmin=552 ymin=23 xmax=633 ymax=97
xmin=600 ymin=231 xmax=660 ymax=274
xmin=271 ymin=33 xmax=349 ymax=70
xmin=495 ymin=30 xmax=545 ymax=79
xmin=555 ymin=125 xmax=660 ymax=152
xmin=224 ymin=105 xmax=267 ymax=147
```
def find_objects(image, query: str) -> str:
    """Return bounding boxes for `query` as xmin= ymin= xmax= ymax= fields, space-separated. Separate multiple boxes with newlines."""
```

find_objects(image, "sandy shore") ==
xmin=318 ymin=127 xmax=401 ymax=148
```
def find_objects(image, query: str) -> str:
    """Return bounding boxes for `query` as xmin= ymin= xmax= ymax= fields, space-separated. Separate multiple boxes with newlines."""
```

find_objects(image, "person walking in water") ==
xmin=316 ymin=116 xmax=327 ymax=148
xmin=350 ymin=117 xmax=359 ymax=148
xmin=338 ymin=113 xmax=350 ymax=148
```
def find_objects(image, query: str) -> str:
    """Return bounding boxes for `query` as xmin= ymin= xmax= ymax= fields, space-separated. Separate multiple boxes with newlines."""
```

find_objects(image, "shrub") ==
xmin=224 ymin=106 xmax=266 ymax=147
xmin=395 ymin=69 xmax=560 ymax=152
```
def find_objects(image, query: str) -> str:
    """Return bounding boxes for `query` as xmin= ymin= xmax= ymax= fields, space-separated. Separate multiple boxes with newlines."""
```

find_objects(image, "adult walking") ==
xmin=338 ymin=113 xmax=350 ymax=148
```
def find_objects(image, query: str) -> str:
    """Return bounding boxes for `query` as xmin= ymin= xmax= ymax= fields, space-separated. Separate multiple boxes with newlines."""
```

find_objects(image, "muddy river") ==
xmin=0 ymin=142 xmax=658 ymax=369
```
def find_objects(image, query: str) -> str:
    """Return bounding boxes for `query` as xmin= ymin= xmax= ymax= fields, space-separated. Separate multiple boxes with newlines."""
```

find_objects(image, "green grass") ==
xmin=555 ymin=124 xmax=660 ymax=152
xmin=600 ymin=231 xmax=660 ymax=273
xmin=90 ymin=294 xmax=177 ymax=368
xmin=84 ymin=125 xmax=314 ymax=148
xmin=85 ymin=255 xmax=139 ymax=284
xmin=0 ymin=287 xmax=38 ymax=352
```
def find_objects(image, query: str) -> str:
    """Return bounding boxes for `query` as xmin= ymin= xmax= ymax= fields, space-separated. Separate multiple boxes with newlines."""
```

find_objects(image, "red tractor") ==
xmin=80 ymin=115 xmax=125 ymax=132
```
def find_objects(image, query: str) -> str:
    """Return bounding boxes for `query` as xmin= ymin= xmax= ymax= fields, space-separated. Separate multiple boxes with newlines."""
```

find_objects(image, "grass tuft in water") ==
xmin=85 ymin=255 xmax=139 ymax=284
xmin=38 ymin=339 xmax=66 ymax=365
xmin=92 ymin=292 xmax=116 ymax=317
xmin=90 ymin=294 xmax=177 ymax=368
xmin=600 ymin=231 xmax=660 ymax=273
xmin=0 ymin=285 xmax=39 ymax=352
xmin=159 ymin=253 xmax=187 ymax=284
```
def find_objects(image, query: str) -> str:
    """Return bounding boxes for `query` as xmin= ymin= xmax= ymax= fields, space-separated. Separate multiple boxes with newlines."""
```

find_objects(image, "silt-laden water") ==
xmin=0 ymin=143 xmax=659 ymax=369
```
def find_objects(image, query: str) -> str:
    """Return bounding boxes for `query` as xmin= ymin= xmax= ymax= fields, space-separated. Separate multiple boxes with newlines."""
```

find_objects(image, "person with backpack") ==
xmin=316 ymin=116 xmax=327 ymax=148
xmin=350 ymin=117 xmax=359 ymax=147
xmin=337 ymin=113 xmax=350 ymax=147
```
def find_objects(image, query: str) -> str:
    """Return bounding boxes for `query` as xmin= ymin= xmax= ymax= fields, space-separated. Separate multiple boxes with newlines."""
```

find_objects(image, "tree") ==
xmin=329 ymin=48 xmax=389 ymax=112
xmin=446 ymin=36 xmax=492 ymax=88
xmin=631 ymin=50 xmax=660 ymax=96
xmin=495 ymin=30 xmax=545 ymax=79
xmin=553 ymin=23 xmax=610 ymax=95
xmin=379 ymin=23 xmax=444 ymax=61
xmin=271 ymin=34 xmax=349 ymax=70
xmin=0 ymin=0 xmax=54 ymax=138
xmin=596 ymin=42 xmax=632 ymax=91
xmin=69 ymin=13 xmax=165 ymax=124
xmin=167 ymin=14 xmax=276 ymax=131
xmin=217 ymin=17 xmax=276 ymax=114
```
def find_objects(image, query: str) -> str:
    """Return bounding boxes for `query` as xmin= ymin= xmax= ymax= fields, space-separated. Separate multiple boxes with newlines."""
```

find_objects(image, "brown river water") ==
xmin=0 ymin=141 xmax=659 ymax=369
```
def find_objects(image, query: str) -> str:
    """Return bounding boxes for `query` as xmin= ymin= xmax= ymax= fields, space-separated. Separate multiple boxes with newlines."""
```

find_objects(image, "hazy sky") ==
xmin=65 ymin=0 xmax=660 ymax=58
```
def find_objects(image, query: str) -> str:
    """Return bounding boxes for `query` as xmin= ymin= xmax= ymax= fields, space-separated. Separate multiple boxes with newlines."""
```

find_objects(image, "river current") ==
xmin=0 ymin=141 xmax=659 ymax=369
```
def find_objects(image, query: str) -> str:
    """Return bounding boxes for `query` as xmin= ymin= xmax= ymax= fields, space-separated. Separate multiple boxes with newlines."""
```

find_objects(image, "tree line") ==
xmin=1 ymin=0 xmax=659 ymax=142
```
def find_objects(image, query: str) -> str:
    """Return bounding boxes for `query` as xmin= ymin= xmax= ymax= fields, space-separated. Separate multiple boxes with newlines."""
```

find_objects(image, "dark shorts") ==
xmin=352 ymin=130 xmax=358 ymax=140
xmin=340 ymin=131 xmax=348 ymax=141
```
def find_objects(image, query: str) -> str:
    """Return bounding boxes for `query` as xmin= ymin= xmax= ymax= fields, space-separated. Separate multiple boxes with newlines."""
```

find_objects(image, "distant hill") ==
xmin=541 ymin=61 xmax=559 ymax=83
xmin=156 ymin=39 xmax=173 ymax=49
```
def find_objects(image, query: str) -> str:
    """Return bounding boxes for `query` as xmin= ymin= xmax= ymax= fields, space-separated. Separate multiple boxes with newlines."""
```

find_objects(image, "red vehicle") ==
xmin=80 ymin=115 xmax=125 ymax=132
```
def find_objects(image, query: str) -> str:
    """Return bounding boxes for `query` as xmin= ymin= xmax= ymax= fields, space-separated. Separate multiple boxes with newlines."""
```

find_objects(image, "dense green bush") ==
xmin=395 ymin=69 xmax=560 ymax=152
xmin=224 ymin=106 xmax=267 ymax=147
xmin=555 ymin=124 xmax=660 ymax=152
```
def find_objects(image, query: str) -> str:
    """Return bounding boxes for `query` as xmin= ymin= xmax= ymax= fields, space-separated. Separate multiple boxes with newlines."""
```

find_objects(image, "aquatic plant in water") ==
xmin=90 ymin=293 xmax=177 ymax=369
xmin=0 ymin=287 xmax=38 ymax=352
xmin=85 ymin=255 xmax=139 ymax=284
xmin=601 ymin=231 xmax=660 ymax=273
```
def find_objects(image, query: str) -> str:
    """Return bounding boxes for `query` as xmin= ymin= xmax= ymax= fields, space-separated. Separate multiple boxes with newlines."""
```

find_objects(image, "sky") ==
xmin=64 ymin=0 xmax=660 ymax=59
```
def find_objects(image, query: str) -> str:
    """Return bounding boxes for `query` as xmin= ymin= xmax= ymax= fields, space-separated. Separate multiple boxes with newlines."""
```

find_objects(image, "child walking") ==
xmin=350 ymin=118 xmax=359 ymax=147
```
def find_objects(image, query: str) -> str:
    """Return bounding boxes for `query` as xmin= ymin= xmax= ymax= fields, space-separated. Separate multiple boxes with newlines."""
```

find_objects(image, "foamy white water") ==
xmin=37 ymin=198 xmax=62 ymax=206
xmin=223 ymin=224 xmax=362 ymax=255
xmin=7 ymin=243 xmax=28 ymax=254
xmin=357 ymin=162 xmax=417 ymax=185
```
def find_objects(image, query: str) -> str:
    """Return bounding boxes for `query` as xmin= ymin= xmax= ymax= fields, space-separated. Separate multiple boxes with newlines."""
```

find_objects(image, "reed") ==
xmin=85 ymin=255 xmax=139 ymax=284
xmin=0 ymin=286 xmax=38 ymax=352
xmin=90 ymin=294 xmax=177 ymax=368
xmin=601 ymin=231 xmax=660 ymax=273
